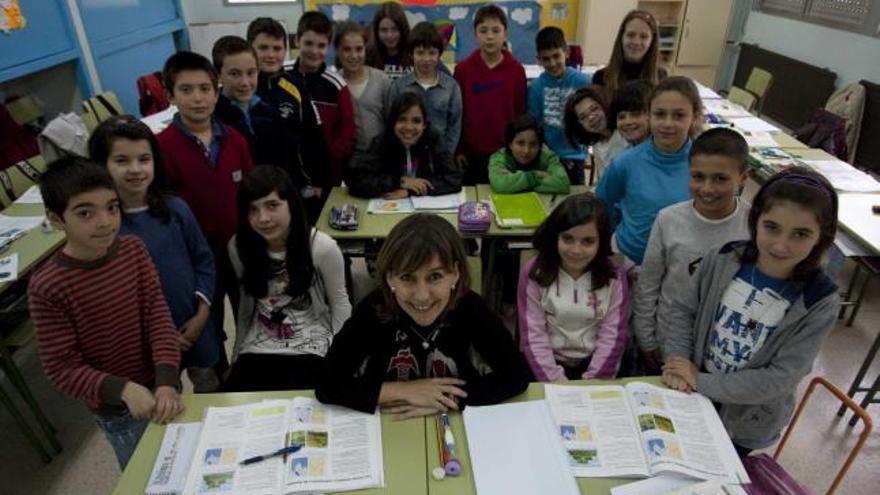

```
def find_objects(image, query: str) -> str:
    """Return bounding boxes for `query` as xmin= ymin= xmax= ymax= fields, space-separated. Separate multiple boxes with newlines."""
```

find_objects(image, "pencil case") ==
xmin=457 ymin=201 xmax=491 ymax=234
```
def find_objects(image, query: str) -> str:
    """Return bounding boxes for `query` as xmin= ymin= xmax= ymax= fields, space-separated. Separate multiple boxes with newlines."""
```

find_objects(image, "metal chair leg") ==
xmin=850 ymin=371 xmax=880 ymax=427
xmin=838 ymin=330 xmax=880 ymax=417
xmin=0 ymin=383 xmax=53 ymax=463
xmin=846 ymin=269 xmax=873 ymax=327
xmin=839 ymin=263 xmax=862 ymax=320
xmin=0 ymin=345 xmax=61 ymax=452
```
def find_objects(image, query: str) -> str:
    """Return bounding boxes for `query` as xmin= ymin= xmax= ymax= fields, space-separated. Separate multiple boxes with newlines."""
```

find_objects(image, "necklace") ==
xmin=745 ymin=266 xmax=791 ymax=331
xmin=407 ymin=324 xmax=441 ymax=350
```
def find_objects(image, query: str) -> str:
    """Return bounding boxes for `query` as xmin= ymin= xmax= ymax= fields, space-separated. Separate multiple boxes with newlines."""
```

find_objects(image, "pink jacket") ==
xmin=517 ymin=258 xmax=630 ymax=381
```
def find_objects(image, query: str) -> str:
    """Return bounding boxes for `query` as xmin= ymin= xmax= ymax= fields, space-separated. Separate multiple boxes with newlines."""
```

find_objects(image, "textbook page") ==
xmin=463 ymin=400 xmax=580 ymax=495
xmin=544 ymin=384 xmax=650 ymax=478
xmin=146 ymin=422 xmax=202 ymax=495
xmin=182 ymin=400 xmax=290 ymax=495
xmin=624 ymin=382 xmax=749 ymax=484
xmin=411 ymin=190 xmax=466 ymax=212
xmin=282 ymin=397 xmax=384 ymax=494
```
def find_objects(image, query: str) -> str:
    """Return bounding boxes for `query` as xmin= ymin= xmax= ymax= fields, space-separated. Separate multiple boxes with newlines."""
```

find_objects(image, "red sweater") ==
xmin=454 ymin=50 xmax=527 ymax=156
xmin=28 ymin=236 xmax=180 ymax=414
xmin=157 ymin=122 xmax=253 ymax=253
xmin=291 ymin=61 xmax=356 ymax=186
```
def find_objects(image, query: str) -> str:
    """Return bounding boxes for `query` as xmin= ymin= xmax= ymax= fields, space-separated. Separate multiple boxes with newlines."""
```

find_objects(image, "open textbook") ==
xmin=180 ymin=397 xmax=383 ymax=495
xmin=545 ymin=382 xmax=749 ymax=484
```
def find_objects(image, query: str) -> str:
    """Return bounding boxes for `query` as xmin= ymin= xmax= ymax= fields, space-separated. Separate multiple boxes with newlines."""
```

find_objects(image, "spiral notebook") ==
xmin=145 ymin=422 xmax=202 ymax=495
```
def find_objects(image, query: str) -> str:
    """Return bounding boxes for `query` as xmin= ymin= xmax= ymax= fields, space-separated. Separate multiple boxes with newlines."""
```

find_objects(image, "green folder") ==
xmin=490 ymin=192 xmax=547 ymax=228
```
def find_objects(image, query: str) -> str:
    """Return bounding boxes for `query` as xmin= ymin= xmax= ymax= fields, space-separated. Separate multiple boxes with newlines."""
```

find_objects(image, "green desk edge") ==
xmin=0 ymin=203 xmax=64 ymax=295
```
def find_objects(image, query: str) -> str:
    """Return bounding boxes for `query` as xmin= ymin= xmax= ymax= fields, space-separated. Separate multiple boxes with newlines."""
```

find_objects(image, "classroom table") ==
xmin=425 ymin=377 xmax=665 ymax=495
xmin=0 ymin=201 xmax=64 ymax=294
xmin=113 ymin=390 xmax=428 ymax=495
xmin=476 ymin=184 xmax=591 ymax=238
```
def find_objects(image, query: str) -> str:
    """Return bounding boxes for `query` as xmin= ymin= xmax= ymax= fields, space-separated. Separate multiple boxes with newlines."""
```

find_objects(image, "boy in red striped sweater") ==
xmin=28 ymin=157 xmax=183 ymax=470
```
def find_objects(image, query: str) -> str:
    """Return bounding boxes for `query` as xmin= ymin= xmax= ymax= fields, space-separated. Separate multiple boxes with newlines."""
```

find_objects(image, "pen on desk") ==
xmin=549 ymin=194 xmax=558 ymax=206
xmin=239 ymin=444 xmax=303 ymax=466
xmin=440 ymin=413 xmax=462 ymax=476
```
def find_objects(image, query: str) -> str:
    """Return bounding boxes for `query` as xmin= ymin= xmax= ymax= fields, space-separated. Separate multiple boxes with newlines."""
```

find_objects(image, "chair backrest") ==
xmin=746 ymin=67 xmax=774 ymax=99
xmin=0 ymin=155 xmax=47 ymax=208
xmin=728 ymin=87 xmax=757 ymax=112
xmin=771 ymin=376 xmax=873 ymax=495
xmin=81 ymin=91 xmax=124 ymax=132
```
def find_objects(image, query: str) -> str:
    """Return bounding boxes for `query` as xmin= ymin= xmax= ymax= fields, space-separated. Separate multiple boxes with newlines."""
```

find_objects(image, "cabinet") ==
xmin=673 ymin=0 xmax=734 ymax=86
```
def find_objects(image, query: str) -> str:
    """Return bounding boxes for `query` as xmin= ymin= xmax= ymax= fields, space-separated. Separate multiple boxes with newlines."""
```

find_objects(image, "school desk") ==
xmin=425 ymin=377 xmax=665 ymax=495
xmin=0 ymin=202 xmax=64 ymax=294
xmin=475 ymin=184 xmax=590 ymax=238
xmin=113 ymin=390 xmax=428 ymax=495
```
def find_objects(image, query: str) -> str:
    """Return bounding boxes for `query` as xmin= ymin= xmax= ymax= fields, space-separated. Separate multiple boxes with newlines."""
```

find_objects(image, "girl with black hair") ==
xmin=226 ymin=165 xmax=351 ymax=391
xmin=488 ymin=113 xmax=570 ymax=194
xmin=89 ymin=115 xmax=221 ymax=392
xmin=518 ymin=193 xmax=630 ymax=381
xmin=348 ymin=92 xmax=462 ymax=199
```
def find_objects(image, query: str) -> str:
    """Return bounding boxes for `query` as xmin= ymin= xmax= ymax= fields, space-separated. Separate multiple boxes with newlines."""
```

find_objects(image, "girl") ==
xmin=88 ymin=116 xmax=221 ymax=392
xmin=226 ymin=165 xmax=351 ymax=391
xmin=348 ymin=92 xmax=462 ymax=199
xmin=596 ymin=76 xmax=703 ymax=265
xmin=661 ymin=167 xmax=839 ymax=457
xmin=365 ymin=2 xmax=412 ymax=80
xmin=563 ymin=86 xmax=621 ymax=182
xmin=518 ymin=194 xmax=630 ymax=381
xmin=334 ymin=21 xmax=390 ymax=154
xmin=488 ymin=113 xmax=570 ymax=194
xmin=592 ymin=10 xmax=666 ymax=99
xmin=316 ymin=214 xmax=531 ymax=417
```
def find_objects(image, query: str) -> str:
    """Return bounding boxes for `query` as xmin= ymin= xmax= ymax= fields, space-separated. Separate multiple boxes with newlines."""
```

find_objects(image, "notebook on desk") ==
xmin=145 ymin=422 xmax=202 ymax=495
xmin=490 ymin=192 xmax=548 ymax=228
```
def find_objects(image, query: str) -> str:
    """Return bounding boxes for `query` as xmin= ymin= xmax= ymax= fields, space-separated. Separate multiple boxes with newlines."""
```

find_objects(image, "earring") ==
xmin=451 ymin=284 xmax=456 ymax=290
xmin=390 ymin=286 xmax=396 ymax=292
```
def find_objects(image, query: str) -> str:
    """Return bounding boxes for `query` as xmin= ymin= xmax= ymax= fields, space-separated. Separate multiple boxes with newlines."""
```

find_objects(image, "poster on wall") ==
xmin=308 ymin=0 xmax=541 ymax=63
xmin=0 ymin=0 xmax=27 ymax=34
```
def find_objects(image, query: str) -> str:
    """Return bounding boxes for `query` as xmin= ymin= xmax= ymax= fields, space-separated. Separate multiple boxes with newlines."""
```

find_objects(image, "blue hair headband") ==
xmin=773 ymin=173 xmax=834 ymax=200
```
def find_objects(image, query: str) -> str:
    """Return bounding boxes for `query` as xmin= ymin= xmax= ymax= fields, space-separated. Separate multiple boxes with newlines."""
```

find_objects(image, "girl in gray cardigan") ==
xmin=661 ymin=167 xmax=839 ymax=455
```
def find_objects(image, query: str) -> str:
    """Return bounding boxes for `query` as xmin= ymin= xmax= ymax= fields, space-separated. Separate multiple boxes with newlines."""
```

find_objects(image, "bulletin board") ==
xmin=305 ymin=0 xmax=542 ymax=63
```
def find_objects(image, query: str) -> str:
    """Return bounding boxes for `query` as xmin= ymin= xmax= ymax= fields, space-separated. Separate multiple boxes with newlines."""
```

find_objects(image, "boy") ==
xmin=213 ymin=35 xmax=328 ymax=204
xmin=386 ymin=21 xmax=462 ymax=153
xmin=527 ymin=26 xmax=589 ymax=184
xmin=632 ymin=128 xmax=751 ymax=373
xmin=158 ymin=51 xmax=253 ymax=350
xmin=454 ymin=4 xmax=526 ymax=185
xmin=291 ymin=11 xmax=356 ymax=194
xmin=610 ymin=80 xmax=652 ymax=147
xmin=28 ymin=157 xmax=183 ymax=469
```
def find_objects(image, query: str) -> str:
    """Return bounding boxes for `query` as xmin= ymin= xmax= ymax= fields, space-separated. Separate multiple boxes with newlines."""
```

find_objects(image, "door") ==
xmin=676 ymin=0 xmax=734 ymax=66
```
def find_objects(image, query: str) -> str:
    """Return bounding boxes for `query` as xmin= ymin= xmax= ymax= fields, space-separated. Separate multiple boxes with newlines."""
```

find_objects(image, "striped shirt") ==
xmin=28 ymin=236 xmax=180 ymax=414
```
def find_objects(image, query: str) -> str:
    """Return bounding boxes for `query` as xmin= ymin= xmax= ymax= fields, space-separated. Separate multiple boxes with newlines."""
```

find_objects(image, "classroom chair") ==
xmin=0 ymin=320 xmax=63 ymax=463
xmin=728 ymin=87 xmax=757 ymax=112
xmin=81 ymin=91 xmax=124 ymax=133
xmin=837 ymin=256 xmax=878 ymax=327
xmin=743 ymin=377 xmax=872 ymax=495
xmin=744 ymin=67 xmax=774 ymax=115
xmin=0 ymin=155 xmax=47 ymax=208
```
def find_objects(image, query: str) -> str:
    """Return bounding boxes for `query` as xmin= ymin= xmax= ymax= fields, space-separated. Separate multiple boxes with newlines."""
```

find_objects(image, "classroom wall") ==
xmin=742 ymin=11 xmax=880 ymax=88
xmin=181 ymin=0 xmax=302 ymax=32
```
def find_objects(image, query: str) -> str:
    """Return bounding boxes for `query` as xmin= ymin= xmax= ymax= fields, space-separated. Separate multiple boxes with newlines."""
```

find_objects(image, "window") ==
xmin=757 ymin=0 xmax=879 ymax=36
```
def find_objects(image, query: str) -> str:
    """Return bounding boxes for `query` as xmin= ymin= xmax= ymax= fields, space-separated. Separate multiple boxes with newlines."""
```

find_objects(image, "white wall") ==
xmin=742 ymin=11 xmax=880 ymax=88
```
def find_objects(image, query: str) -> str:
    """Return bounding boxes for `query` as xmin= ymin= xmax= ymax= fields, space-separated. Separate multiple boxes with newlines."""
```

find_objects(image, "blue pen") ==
xmin=439 ymin=413 xmax=462 ymax=476
xmin=239 ymin=444 xmax=303 ymax=465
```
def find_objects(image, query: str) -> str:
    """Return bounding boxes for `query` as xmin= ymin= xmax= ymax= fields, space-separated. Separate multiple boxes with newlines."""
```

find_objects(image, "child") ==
xmin=518 ymin=193 xmax=630 ymax=381
xmin=454 ymin=4 xmax=527 ymax=185
xmin=213 ymin=35 xmax=327 ymax=204
xmin=334 ymin=21 xmax=390 ymax=154
xmin=661 ymin=167 xmax=839 ymax=456
xmin=609 ymin=79 xmax=653 ymax=150
xmin=316 ymin=214 xmax=531 ymax=416
xmin=158 ymin=51 xmax=254 ymax=338
xmin=528 ymin=26 xmax=589 ymax=185
xmin=292 ymin=11 xmax=356 ymax=190
xmin=596 ymin=76 xmax=703 ymax=265
xmin=387 ymin=21 xmax=463 ymax=155
xmin=488 ymin=113 xmax=570 ymax=194
xmin=365 ymin=1 xmax=412 ymax=80
xmin=348 ymin=92 xmax=462 ymax=199
xmin=592 ymin=10 xmax=666 ymax=99
xmin=28 ymin=157 xmax=183 ymax=469
xmin=226 ymin=166 xmax=351 ymax=391
xmin=89 ymin=116 xmax=221 ymax=393
xmin=563 ymin=86 xmax=615 ymax=181
xmin=632 ymin=128 xmax=751 ymax=373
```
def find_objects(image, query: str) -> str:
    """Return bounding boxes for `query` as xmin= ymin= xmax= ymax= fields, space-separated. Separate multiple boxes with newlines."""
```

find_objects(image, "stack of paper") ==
xmin=803 ymin=160 xmax=880 ymax=193
xmin=464 ymin=401 xmax=580 ymax=495
xmin=703 ymin=100 xmax=752 ymax=118
xmin=146 ymin=423 xmax=202 ymax=495
xmin=730 ymin=117 xmax=780 ymax=134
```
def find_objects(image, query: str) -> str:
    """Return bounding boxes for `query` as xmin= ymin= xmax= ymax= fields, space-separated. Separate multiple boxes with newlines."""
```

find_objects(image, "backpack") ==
xmin=137 ymin=71 xmax=170 ymax=117
xmin=793 ymin=109 xmax=848 ymax=161
xmin=824 ymin=82 xmax=866 ymax=163
xmin=0 ymin=102 xmax=39 ymax=171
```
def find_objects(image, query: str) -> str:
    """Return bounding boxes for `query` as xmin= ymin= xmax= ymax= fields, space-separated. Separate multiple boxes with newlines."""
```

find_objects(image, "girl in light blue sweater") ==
xmin=596 ymin=76 xmax=703 ymax=265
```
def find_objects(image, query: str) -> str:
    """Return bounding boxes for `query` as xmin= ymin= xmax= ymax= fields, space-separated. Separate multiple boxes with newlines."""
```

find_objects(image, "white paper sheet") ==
xmin=611 ymin=472 xmax=702 ymax=495
xmin=0 ymin=214 xmax=44 ymax=232
xmin=142 ymin=106 xmax=178 ymax=134
xmin=741 ymin=132 xmax=779 ymax=149
xmin=730 ymin=117 xmax=780 ymax=133
xmin=696 ymin=83 xmax=722 ymax=100
xmin=0 ymin=253 xmax=19 ymax=283
xmin=803 ymin=160 xmax=880 ymax=193
xmin=410 ymin=190 xmax=466 ymax=212
xmin=146 ymin=422 xmax=203 ymax=495
xmin=703 ymin=100 xmax=752 ymax=118
xmin=366 ymin=198 xmax=415 ymax=214
xmin=464 ymin=401 xmax=579 ymax=495
xmin=12 ymin=185 xmax=43 ymax=205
